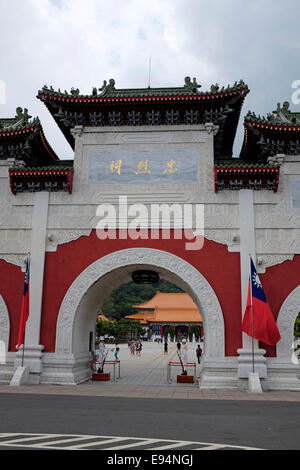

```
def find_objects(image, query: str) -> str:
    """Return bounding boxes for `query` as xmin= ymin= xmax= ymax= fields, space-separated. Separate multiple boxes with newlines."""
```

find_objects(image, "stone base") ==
xmin=14 ymin=345 xmax=44 ymax=385
xmin=238 ymin=377 xmax=268 ymax=391
xmin=40 ymin=352 xmax=92 ymax=385
xmin=9 ymin=366 xmax=30 ymax=386
xmin=248 ymin=372 xmax=263 ymax=393
xmin=0 ymin=352 xmax=15 ymax=384
xmin=237 ymin=348 xmax=267 ymax=378
xmin=266 ymin=359 xmax=300 ymax=391
xmin=199 ymin=358 xmax=239 ymax=389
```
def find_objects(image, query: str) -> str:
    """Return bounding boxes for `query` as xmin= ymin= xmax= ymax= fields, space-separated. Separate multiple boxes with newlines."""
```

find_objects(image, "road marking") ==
xmin=104 ymin=438 xmax=159 ymax=450
xmin=64 ymin=437 xmax=128 ymax=450
xmin=0 ymin=433 xmax=62 ymax=445
xmin=194 ymin=443 xmax=233 ymax=450
xmin=0 ymin=433 xmax=264 ymax=450
xmin=148 ymin=441 xmax=193 ymax=450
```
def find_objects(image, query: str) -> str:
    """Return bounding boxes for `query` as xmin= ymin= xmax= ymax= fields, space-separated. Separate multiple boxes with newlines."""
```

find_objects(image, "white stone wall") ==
xmin=0 ymin=125 xmax=299 ymax=388
xmin=1 ymin=127 xmax=298 ymax=270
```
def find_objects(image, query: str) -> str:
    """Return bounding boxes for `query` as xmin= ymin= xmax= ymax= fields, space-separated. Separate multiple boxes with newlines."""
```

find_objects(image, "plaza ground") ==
xmin=1 ymin=341 xmax=300 ymax=402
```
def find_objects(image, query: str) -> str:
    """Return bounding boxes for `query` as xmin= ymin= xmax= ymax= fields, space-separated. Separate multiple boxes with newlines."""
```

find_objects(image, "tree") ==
xmin=96 ymin=319 xmax=116 ymax=338
xmin=188 ymin=324 xmax=202 ymax=341
xmin=115 ymin=318 xmax=143 ymax=339
xmin=163 ymin=325 xmax=175 ymax=339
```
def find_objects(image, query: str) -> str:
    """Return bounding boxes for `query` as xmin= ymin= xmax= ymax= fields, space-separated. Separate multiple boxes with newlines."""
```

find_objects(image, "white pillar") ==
xmin=26 ymin=191 xmax=49 ymax=345
xmin=15 ymin=191 xmax=49 ymax=384
xmin=237 ymin=190 xmax=267 ymax=382
xmin=239 ymin=189 xmax=257 ymax=349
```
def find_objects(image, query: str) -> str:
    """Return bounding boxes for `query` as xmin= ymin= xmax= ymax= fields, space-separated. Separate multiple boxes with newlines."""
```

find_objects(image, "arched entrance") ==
xmin=46 ymin=248 xmax=226 ymax=385
xmin=276 ymin=285 xmax=300 ymax=361
xmin=267 ymin=286 xmax=300 ymax=390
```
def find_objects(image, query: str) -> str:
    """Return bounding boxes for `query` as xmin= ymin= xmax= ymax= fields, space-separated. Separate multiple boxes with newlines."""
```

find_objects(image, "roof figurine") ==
xmin=99 ymin=78 xmax=116 ymax=95
xmin=0 ymin=107 xmax=74 ymax=195
xmin=240 ymin=100 xmax=300 ymax=162
xmin=0 ymin=107 xmax=59 ymax=166
xmin=183 ymin=76 xmax=201 ymax=93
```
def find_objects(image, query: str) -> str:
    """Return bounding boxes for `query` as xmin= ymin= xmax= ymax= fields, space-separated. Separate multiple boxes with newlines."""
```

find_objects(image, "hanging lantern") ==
xmin=131 ymin=270 xmax=159 ymax=284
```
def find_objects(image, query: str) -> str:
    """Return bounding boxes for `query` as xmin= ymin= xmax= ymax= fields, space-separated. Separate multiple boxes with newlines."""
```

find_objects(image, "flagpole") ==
xmin=21 ymin=331 xmax=26 ymax=367
xmin=249 ymin=254 xmax=255 ymax=373
xmin=21 ymin=252 xmax=30 ymax=368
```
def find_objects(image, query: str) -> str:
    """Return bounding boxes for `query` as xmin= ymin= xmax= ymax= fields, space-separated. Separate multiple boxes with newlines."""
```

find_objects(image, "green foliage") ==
xmin=96 ymin=317 xmax=144 ymax=341
xmin=188 ymin=324 xmax=202 ymax=341
xmin=163 ymin=325 xmax=175 ymax=339
xmin=294 ymin=312 xmax=300 ymax=338
xmin=102 ymin=280 xmax=184 ymax=321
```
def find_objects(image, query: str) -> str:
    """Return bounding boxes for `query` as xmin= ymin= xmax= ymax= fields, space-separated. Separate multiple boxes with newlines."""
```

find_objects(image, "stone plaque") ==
xmin=291 ymin=179 xmax=300 ymax=208
xmin=88 ymin=149 xmax=198 ymax=184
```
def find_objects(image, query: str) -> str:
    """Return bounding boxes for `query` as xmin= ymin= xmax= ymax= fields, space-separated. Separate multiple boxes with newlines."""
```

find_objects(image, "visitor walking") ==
xmin=130 ymin=342 xmax=135 ymax=356
xmin=177 ymin=340 xmax=181 ymax=352
xmin=196 ymin=344 xmax=202 ymax=364
xmin=164 ymin=340 xmax=168 ymax=354
xmin=114 ymin=343 xmax=120 ymax=361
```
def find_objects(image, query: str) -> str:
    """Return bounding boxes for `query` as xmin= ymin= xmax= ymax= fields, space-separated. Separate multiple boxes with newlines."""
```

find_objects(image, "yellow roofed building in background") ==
xmin=125 ymin=291 xmax=203 ymax=340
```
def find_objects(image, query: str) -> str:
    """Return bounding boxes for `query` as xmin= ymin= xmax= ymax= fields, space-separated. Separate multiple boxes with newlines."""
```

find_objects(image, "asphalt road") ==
xmin=0 ymin=393 xmax=299 ymax=451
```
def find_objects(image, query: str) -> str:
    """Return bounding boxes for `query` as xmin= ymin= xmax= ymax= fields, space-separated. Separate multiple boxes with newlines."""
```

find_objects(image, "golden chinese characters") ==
xmin=163 ymin=160 xmax=179 ymax=174
xmin=134 ymin=160 xmax=151 ymax=175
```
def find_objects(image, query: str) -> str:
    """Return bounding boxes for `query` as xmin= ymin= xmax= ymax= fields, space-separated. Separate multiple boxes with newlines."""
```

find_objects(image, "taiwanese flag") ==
xmin=16 ymin=255 xmax=30 ymax=349
xmin=242 ymin=258 xmax=281 ymax=346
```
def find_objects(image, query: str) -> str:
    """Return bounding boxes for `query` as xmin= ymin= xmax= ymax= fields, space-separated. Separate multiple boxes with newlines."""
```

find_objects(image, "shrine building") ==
xmin=0 ymin=77 xmax=299 ymax=390
xmin=125 ymin=291 xmax=203 ymax=339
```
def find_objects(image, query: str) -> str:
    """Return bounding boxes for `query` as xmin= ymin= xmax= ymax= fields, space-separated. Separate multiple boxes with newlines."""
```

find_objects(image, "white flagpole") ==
xmin=148 ymin=56 xmax=151 ymax=88
xmin=249 ymin=254 xmax=255 ymax=373
xmin=21 ymin=252 xmax=30 ymax=368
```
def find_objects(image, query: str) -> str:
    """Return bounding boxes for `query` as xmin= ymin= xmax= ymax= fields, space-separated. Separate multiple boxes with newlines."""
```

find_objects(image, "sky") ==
xmin=1 ymin=0 xmax=300 ymax=159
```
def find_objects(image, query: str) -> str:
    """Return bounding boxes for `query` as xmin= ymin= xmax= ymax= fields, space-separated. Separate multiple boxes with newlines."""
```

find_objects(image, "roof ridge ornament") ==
xmin=70 ymin=87 xmax=80 ymax=97
xmin=99 ymin=78 xmax=116 ymax=96
xmin=15 ymin=107 xmax=32 ymax=124
xmin=184 ymin=76 xmax=201 ymax=93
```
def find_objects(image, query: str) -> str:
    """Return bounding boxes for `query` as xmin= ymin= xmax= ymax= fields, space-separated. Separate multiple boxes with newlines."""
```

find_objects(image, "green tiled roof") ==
xmin=215 ymin=159 xmax=279 ymax=168
xmin=9 ymin=161 xmax=73 ymax=171
xmin=39 ymin=78 xmax=248 ymax=100
xmin=0 ymin=108 xmax=40 ymax=132
xmin=245 ymin=101 xmax=300 ymax=127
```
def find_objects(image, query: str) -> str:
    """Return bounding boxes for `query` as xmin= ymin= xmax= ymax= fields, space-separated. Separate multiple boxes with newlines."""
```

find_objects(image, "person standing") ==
xmin=181 ymin=338 xmax=188 ymax=367
xmin=114 ymin=343 xmax=120 ymax=361
xmin=98 ymin=337 xmax=106 ymax=373
xmin=196 ymin=344 xmax=202 ymax=364
xmin=164 ymin=340 xmax=168 ymax=354
xmin=177 ymin=340 xmax=181 ymax=352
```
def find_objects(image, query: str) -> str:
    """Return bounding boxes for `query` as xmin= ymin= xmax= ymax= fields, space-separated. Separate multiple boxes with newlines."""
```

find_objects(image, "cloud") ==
xmin=1 ymin=0 xmax=300 ymax=158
